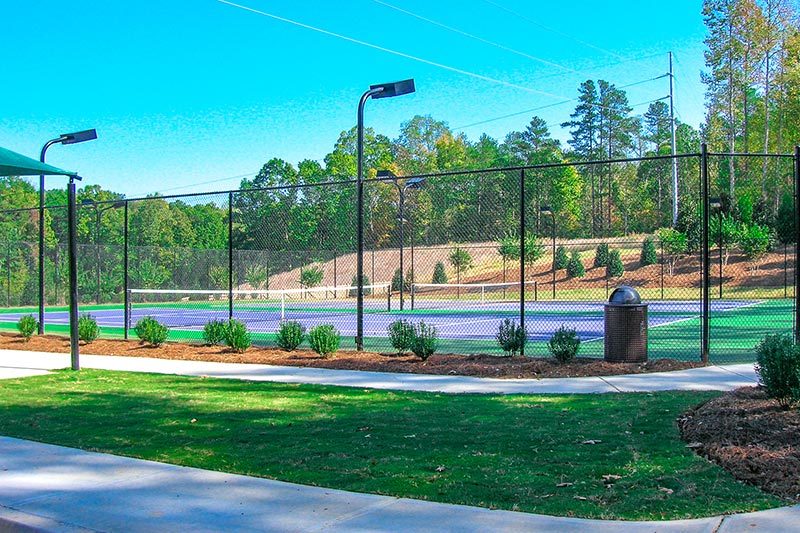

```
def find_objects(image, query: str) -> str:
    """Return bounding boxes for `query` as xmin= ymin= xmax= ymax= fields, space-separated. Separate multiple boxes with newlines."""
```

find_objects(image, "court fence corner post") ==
xmin=228 ymin=192 xmax=234 ymax=322
xmin=793 ymin=145 xmax=800 ymax=343
xmin=519 ymin=169 xmax=526 ymax=357
xmin=67 ymin=176 xmax=80 ymax=371
xmin=123 ymin=200 xmax=129 ymax=339
xmin=700 ymin=143 xmax=710 ymax=364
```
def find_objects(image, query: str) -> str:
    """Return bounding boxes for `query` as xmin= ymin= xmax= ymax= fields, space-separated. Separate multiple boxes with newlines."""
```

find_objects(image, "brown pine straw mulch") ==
xmin=0 ymin=333 xmax=702 ymax=379
xmin=678 ymin=387 xmax=800 ymax=502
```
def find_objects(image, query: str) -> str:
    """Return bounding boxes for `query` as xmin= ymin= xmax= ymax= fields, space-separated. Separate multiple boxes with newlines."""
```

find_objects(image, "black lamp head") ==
xmin=540 ymin=204 xmax=553 ymax=216
xmin=60 ymin=129 xmax=98 ymax=145
xmin=406 ymin=177 xmax=425 ymax=189
xmin=370 ymin=79 xmax=415 ymax=99
xmin=377 ymin=169 xmax=397 ymax=179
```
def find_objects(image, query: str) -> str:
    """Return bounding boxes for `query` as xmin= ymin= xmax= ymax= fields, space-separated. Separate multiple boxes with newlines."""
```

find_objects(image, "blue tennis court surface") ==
xmin=0 ymin=299 xmax=760 ymax=342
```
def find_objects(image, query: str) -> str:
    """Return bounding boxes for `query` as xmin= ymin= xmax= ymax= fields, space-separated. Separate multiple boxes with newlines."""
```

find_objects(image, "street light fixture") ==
xmin=39 ymin=129 xmax=97 ymax=333
xmin=356 ymin=79 xmax=415 ymax=350
xmin=540 ymin=205 xmax=556 ymax=299
xmin=377 ymin=170 xmax=425 ymax=311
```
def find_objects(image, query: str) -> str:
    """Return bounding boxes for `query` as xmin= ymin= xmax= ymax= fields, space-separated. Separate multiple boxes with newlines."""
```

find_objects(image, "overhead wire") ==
xmin=216 ymin=0 xmax=566 ymax=99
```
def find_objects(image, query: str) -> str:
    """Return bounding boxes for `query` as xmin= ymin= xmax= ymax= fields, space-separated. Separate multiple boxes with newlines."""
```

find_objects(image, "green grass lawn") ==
xmin=0 ymin=370 xmax=783 ymax=520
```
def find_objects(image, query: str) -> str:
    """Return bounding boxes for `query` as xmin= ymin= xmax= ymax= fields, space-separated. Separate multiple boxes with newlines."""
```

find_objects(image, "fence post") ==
xmin=519 ymin=169 xmax=526 ymax=356
xmin=5 ymin=242 xmax=10 ymax=308
xmin=123 ymin=201 xmax=129 ymax=339
xmin=794 ymin=145 xmax=800 ymax=343
xmin=700 ymin=144 xmax=710 ymax=364
xmin=660 ymin=239 xmax=665 ymax=300
xmin=67 ymin=177 xmax=80 ymax=370
xmin=228 ymin=192 xmax=234 ymax=321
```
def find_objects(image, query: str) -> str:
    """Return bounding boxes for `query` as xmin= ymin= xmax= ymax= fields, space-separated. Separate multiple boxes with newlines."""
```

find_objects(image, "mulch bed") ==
xmin=1 ymin=333 xmax=702 ymax=379
xmin=678 ymin=387 xmax=800 ymax=502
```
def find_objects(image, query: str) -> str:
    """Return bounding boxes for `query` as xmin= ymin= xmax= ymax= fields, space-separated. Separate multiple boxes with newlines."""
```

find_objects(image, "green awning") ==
xmin=0 ymin=145 xmax=76 ymax=177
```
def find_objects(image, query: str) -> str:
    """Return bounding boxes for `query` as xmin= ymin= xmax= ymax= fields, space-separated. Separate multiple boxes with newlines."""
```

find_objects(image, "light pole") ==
xmin=356 ymin=79 xmax=415 ymax=350
xmin=540 ymin=205 xmax=556 ymax=299
xmin=82 ymin=199 xmax=125 ymax=304
xmin=39 ymin=129 xmax=97 ymax=333
xmin=709 ymin=197 xmax=722 ymax=299
xmin=378 ymin=170 xmax=424 ymax=311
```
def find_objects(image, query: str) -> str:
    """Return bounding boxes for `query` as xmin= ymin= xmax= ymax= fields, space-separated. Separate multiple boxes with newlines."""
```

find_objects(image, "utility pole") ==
xmin=669 ymin=52 xmax=679 ymax=226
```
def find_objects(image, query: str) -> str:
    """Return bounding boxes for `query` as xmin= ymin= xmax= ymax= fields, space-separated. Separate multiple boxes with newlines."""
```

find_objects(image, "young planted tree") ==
xmin=554 ymin=245 xmax=569 ymax=270
xmin=657 ymin=227 xmax=688 ymax=276
xmin=594 ymin=243 xmax=609 ymax=268
xmin=607 ymin=249 xmax=624 ymax=278
xmin=449 ymin=246 xmax=473 ymax=284
xmin=299 ymin=264 xmax=324 ymax=289
xmin=640 ymin=238 xmax=658 ymax=267
xmin=432 ymin=262 xmax=447 ymax=284
xmin=567 ymin=250 xmax=585 ymax=278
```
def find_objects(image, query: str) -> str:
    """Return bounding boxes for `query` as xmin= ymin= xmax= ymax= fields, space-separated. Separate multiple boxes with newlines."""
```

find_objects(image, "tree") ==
xmin=640 ymin=238 xmax=658 ymax=266
xmin=710 ymin=213 xmax=741 ymax=265
xmin=432 ymin=261 xmax=447 ymax=284
xmin=449 ymin=246 xmax=473 ymax=284
xmin=554 ymin=246 xmax=569 ymax=270
xmin=594 ymin=243 xmax=609 ymax=268
xmin=775 ymin=192 xmax=795 ymax=244
xmin=607 ymin=250 xmax=624 ymax=277
xmin=391 ymin=267 xmax=408 ymax=292
xmin=738 ymin=222 xmax=772 ymax=269
xmin=299 ymin=264 xmax=324 ymax=289
xmin=566 ymin=251 xmax=585 ymax=278
xmin=657 ymin=227 xmax=688 ymax=276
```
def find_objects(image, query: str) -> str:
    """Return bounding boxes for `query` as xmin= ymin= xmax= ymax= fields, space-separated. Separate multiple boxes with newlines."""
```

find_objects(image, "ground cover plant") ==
xmin=0 ymin=370 xmax=783 ymax=520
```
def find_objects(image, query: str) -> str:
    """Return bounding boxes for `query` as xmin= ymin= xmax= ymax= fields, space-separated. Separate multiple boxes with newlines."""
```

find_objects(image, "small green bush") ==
xmin=135 ymin=316 xmax=169 ymax=347
xmin=299 ymin=264 xmax=324 ymax=289
xmin=594 ymin=243 xmax=609 ymax=268
xmin=640 ymin=238 xmax=658 ymax=266
xmin=566 ymin=250 xmax=585 ymax=278
xmin=224 ymin=319 xmax=251 ymax=353
xmin=755 ymin=334 xmax=800 ymax=408
xmin=554 ymin=245 xmax=569 ymax=270
xmin=388 ymin=319 xmax=416 ymax=354
xmin=348 ymin=275 xmax=371 ymax=297
xmin=432 ymin=262 xmax=448 ymax=284
xmin=495 ymin=318 xmax=527 ymax=356
xmin=607 ymin=250 xmax=624 ymax=277
xmin=78 ymin=313 xmax=100 ymax=344
xmin=739 ymin=222 xmax=772 ymax=263
xmin=308 ymin=324 xmax=341 ymax=357
xmin=276 ymin=320 xmax=305 ymax=351
xmin=548 ymin=325 xmax=580 ymax=363
xmin=391 ymin=267 xmax=408 ymax=292
xmin=17 ymin=315 xmax=37 ymax=342
xmin=202 ymin=319 xmax=228 ymax=346
xmin=411 ymin=321 xmax=439 ymax=361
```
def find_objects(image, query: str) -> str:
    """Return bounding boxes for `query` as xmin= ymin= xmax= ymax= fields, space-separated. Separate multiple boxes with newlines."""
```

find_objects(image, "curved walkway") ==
xmin=0 ymin=349 xmax=758 ymax=393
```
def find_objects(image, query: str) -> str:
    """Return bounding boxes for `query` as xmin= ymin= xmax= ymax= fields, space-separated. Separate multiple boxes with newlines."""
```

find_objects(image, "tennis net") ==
xmin=127 ymin=283 xmax=391 ymax=329
xmin=410 ymin=281 xmax=537 ymax=311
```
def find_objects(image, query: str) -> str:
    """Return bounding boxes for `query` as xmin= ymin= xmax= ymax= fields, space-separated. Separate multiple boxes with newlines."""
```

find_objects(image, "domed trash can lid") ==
xmin=608 ymin=285 xmax=642 ymax=305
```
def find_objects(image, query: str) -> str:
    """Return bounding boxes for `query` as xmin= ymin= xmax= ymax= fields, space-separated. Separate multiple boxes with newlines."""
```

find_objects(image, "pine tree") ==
xmin=640 ymin=238 xmax=658 ymax=266
xmin=567 ymin=251 xmax=585 ymax=278
xmin=432 ymin=262 xmax=447 ymax=284
xmin=554 ymin=246 xmax=569 ymax=270
xmin=594 ymin=243 xmax=609 ymax=268
xmin=607 ymin=250 xmax=624 ymax=277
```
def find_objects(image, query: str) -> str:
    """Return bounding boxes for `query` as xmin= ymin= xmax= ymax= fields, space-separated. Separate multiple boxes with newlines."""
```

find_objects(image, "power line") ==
xmin=482 ymin=0 xmax=627 ymax=60
xmin=373 ymin=0 xmax=576 ymax=72
xmin=216 ymin=0 xmax=566 ymax=99
xmin=157 ymin=171 xmax=257 ymax=194
xmin=454 ymin=75 xmax=668 ymax=130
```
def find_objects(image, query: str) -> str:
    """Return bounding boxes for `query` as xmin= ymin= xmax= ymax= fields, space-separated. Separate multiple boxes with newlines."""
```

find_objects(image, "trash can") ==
xmin=604 ymin=286 xmax=648 ymax=363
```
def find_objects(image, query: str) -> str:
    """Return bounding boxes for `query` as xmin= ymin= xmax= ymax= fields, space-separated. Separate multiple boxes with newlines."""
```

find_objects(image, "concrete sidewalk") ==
xmin=0 ymin=349 xmax=758 ymax=393
xmin=2 ymin=437 xmax=798 ymax=533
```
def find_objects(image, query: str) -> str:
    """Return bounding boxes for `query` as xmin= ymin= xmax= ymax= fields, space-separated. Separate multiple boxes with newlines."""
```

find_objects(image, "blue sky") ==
xmin=0 ymin=1 xmax=709 ymax=197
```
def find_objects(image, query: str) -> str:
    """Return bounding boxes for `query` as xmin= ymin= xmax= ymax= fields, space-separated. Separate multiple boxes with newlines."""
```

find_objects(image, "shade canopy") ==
xmin=0 ymin=145 xmax=75 ymax=177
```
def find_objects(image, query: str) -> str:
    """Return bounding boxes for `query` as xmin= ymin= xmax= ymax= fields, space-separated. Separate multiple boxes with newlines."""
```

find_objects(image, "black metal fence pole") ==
xmin=660 ymin=240 xmax=665 ymax=300
xmin=67 ymin=177 xmax=80 ymax=370
xmin=700 ymin=144 xmax=710 ymax=364
xmin=228 ymin=192 xmax=234 ymax=321
xmin=794 ymin=145 xmax=800 ymax=343
xmin=519 ymin=169 xmax=526 ymax=356
xmin=123 ymin=201 xmax=129 ymax=339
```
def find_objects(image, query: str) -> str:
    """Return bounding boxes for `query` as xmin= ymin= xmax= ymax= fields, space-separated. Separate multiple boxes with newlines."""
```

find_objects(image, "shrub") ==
xmin=391 ymin=267 xmax=408 ymax=292
xmin=134 ymin=316 xmax=169 ymax=347
xmin=348 ymin=275 xmax=372 ymax=298
xmin=755 ymin=334 xmax=800 ymax=408
xmin=738 ymin=222 xmax=772 ymax=264
xmin=388 ymin=319 xmax=416 ymax=354
xmin=640 ymin=238 xmax=657 ymax=266
xmin=432 ymin=262 xmax=448 ymax=284
xmin=594 ymin=243 xmax=609 ymax=268
xmin=496 ymin=232 xmax=544 ymax=266
xmin=17 ymin=315 xmax=37 ymax=342
xmin=202 ymin=319 xmax=228 ymax=346
xmin=566 ymin=250 xmax=585 ymax=278
xmin=607 ymin=250 xmax=624 ymax=278
xmin=224 ymin=319 xmax=251 ymax=353
xmin=299 ymin=264 xmax=324 ymax=289
xmin=657 ymin=227 xmax=687 ymax=276
xmin=495 ymin=318 xmax=527 ymax=356
xmin=78 ymin=313 xmax=100 ymax=344
xmin=411 ymin=321 xmax=439 ymax=361
xmin=308 ymin=324 xmax=341 ymax=357
xmin=548 ymin=325 xmax=580 ymax=363
xmin=276 ymin=320 xmax=305 ymax=351
xmin=554 ymin=245 xmax=569 ymax=270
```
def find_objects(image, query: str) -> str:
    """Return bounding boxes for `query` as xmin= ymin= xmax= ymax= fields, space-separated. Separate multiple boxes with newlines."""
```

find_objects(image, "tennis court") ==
xmin=0 ymin=281 xmax=774 ymax=346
